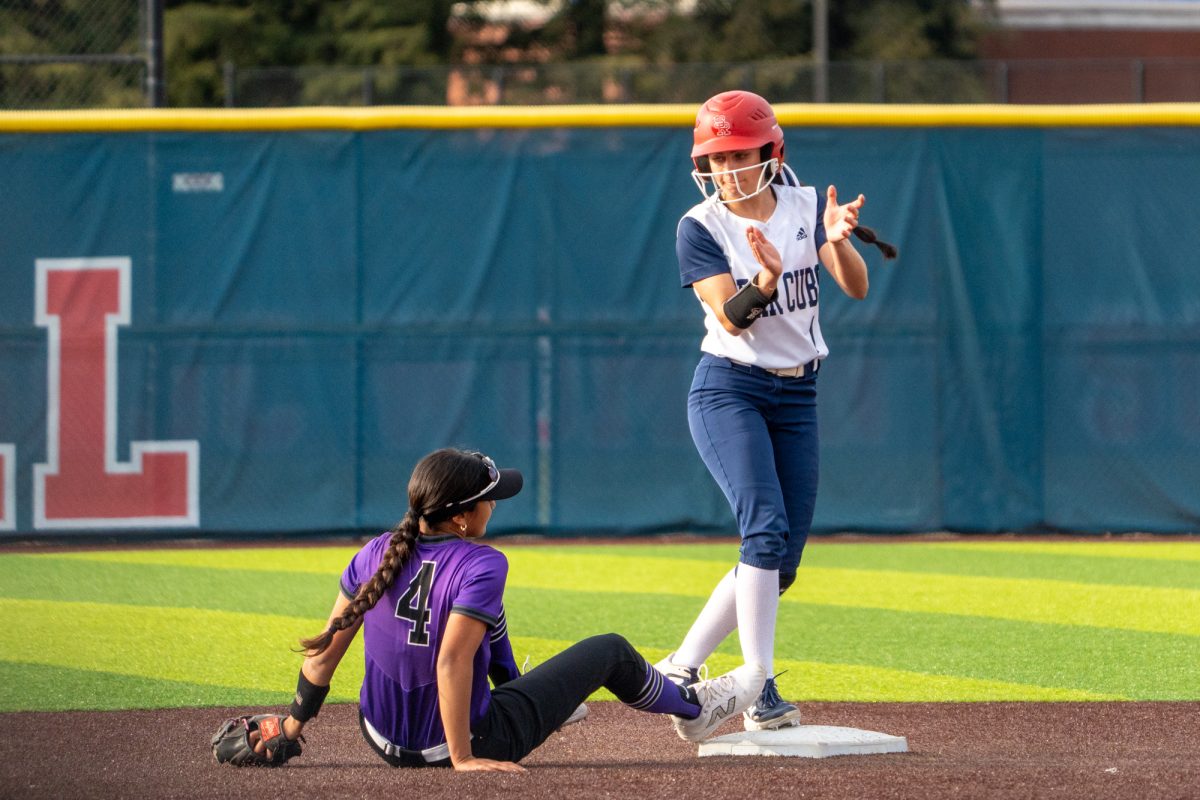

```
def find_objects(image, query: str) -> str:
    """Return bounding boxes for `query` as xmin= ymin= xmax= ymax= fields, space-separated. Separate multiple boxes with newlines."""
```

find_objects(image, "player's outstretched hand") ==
xmin=453 ymin=756 xmax=527 ymax=773
xmin=824 ymin=185 xmax=865 ymax=243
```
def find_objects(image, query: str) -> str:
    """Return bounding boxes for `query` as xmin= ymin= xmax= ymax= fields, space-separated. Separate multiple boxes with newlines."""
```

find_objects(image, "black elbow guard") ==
xmin=723 ymin=281 xmax=777 ymax=329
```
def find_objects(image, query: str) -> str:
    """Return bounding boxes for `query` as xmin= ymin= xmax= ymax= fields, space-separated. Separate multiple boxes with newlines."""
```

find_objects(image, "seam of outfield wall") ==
xmin=2 ymin=103 xmax=1200 ymax=132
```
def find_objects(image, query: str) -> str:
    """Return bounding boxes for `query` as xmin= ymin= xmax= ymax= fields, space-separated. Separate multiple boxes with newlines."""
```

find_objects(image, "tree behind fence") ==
xmin=0 ymin=0 xmax=149 ymax=109
xmin=226 ymin=58 xmax=1200 ymax=107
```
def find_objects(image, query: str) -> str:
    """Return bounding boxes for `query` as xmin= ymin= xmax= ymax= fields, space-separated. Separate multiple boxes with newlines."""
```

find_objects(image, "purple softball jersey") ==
xmin=340 ymin=532 xmax=508 ymax=751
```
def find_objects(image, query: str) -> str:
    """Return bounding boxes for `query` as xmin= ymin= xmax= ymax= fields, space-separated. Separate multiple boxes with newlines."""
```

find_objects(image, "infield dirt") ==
xmin=2 ymin=700 xmax=1196 ymax=799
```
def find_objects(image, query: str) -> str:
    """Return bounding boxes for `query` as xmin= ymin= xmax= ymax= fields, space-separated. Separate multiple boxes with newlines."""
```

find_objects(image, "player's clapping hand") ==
xmin=746 ymin=226 xmax=783 ymax=279
xmin=823 ymin=185 xmax=865 ymax=243
xmin=454 ymin=756 xmax=527 ymax=773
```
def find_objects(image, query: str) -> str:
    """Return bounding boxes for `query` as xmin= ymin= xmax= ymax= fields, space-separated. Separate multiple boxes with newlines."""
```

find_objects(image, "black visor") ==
xmin=440 ymin=454 xmax=523 ymax=513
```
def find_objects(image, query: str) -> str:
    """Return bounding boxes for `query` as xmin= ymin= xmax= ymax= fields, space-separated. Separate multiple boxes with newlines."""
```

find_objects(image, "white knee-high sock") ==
xmin=673 ymin=567 xmax=738 ymax=668
xmin=735 ymin=562 xmax=779 ymax=673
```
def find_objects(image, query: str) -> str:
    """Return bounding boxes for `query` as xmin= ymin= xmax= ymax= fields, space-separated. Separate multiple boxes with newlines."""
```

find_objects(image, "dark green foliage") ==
xmin=638 ymin=0 xmax=983 ymax=63
xmin=0 ymin=0 xmax=143 ymax=107
xmin=831 ymin=0 xmax=984 ymax=60
xmin=1 ymin=0 xmax=989 ymax=106
xmin=639 ymin=0 xmax=812 ymax=63
xmin=161 ymin=0 xmax=456 ymax=104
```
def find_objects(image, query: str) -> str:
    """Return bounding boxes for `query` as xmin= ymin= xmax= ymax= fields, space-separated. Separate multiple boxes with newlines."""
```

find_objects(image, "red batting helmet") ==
xmin=691 ymin=90 xmax=785 ymax=165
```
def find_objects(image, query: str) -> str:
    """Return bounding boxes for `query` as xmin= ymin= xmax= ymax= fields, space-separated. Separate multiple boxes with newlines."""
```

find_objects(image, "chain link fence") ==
xmin=0 ymin=0 xmax=151 ymax=109
xmin=3 ymin=1 xmax=1197 ymax=110
xmin=224 ymin=59 xmax=993 ymax=108
xmin=226 ymin=57 xmax=1200 ymax=107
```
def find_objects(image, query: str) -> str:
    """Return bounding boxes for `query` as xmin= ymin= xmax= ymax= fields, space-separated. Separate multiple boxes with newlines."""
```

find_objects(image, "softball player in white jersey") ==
xmin=656 ymin=90 xmax=895 ymax=730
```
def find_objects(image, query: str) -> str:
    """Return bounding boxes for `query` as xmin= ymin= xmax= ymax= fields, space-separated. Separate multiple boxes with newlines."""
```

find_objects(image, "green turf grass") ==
xmin=1 ymin=539 xmax=1196 ymax=711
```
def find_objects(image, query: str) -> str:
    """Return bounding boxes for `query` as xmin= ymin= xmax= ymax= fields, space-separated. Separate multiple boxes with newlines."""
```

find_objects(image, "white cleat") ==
xmin=654 ymin=652 xmax=703 ymax=687
xmin=672 ymin=663 xmax=766 ymax=743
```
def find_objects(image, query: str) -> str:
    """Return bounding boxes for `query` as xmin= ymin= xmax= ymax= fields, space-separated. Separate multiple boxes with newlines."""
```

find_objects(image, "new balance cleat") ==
xmin=653 ymin=652 xmax=703 ymax=688
xmin=743 ymin=674 xmax=802 ymax=731
xmin=672 ymin=663 xmax=766 ymax=742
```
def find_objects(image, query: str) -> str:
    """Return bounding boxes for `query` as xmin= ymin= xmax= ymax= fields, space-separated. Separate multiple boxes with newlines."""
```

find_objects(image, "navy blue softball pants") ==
xmin=687 ymin=352 xmax=819 ymax=580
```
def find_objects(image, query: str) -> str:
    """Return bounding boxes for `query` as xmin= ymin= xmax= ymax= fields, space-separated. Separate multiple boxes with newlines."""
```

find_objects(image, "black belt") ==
xmin=359 ymin=711 xmax=452 ymax=768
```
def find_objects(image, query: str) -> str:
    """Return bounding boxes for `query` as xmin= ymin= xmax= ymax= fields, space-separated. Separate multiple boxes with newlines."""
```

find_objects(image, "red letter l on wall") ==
xmin=34 ymin=258 xmax=199 ymax=529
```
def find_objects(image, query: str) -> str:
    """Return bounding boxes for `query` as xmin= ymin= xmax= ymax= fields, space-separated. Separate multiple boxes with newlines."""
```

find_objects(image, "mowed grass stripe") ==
xmin=559 ymin=540 xmax=1200 ymax=562
xmin=0 ymin=593 xmax=1190 ymax=710
xmin=805 ymin=544 xmax=1200 ymax=589
xmin=8 ymin=548 xmax=1195 ymax=635
xmin=3 ymin=542 xmax=1196 ymax=711
xmin=758 ymin=658 xmax=1118 ymax=702
xmin=0 ymin=556 xmax=340 ymax=617
xmin=0 ymin=662 xmax=291 ymax=712
xmin=791 ymin=567 xmax=1200 ymax=636
xmin=27 ymin=540 xmax=1200 ymax=589
xmin=0 ymin=598 xmax=364 ymax=703
xmin=553 ymin=542 xmax=1200 ymax=589
xmin=513 ymin=643 xmax=1113 ymax=704
xmin=502 ymin=587 xmax=1199 ymax=700
xmin=498 ymin=551 xmax=1200 ymax=636
xmin=773 ymin=603 xmax=1197 ymax=701
xmin=0 ymin=627 xmax=1112 ymax=713
xmin=31 ymin=547 xmax=358 ymax=574
xmin=928 ymin=541 xmax=1200 ymax=562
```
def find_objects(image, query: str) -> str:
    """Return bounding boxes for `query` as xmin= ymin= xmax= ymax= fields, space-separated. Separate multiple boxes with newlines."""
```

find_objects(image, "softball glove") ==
xmin=211 ymin=713 xmax=303 ymax=767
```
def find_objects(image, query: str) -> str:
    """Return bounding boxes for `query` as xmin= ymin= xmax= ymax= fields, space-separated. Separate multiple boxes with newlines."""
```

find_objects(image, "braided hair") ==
xmin=299 ymin=448 xmax=492 ymax=655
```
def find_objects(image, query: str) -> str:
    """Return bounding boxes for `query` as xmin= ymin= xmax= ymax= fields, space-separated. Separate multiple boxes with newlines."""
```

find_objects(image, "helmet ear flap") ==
xmin=693 ymin=155 xmax=711 ymax=177
xmin=757 ymin=143 xmax=785 ymax=185
xmin=760 ymin=141 xmax=785 ymax=165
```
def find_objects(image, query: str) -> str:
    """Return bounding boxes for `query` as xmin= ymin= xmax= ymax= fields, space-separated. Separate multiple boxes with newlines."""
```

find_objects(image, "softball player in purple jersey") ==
xmin=251 ymin=449 xmax=765 ymax=772
xmin=656 ymin=91 xmax=894 ymax=730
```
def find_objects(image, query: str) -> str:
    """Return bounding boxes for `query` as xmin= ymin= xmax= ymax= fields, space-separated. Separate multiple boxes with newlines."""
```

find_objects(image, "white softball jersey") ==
xmin=677 ymin=184 xmax=830 ymax=371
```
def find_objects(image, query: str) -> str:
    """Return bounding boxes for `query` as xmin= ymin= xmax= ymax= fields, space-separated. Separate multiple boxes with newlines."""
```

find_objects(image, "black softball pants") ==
xmin=360 ymin=632 xmax=654 ymax=767
xmin=470 ymin=632 xmax=651 ymax=763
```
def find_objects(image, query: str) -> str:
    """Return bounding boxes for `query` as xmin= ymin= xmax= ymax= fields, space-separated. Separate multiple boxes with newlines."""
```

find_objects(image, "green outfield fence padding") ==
xmin=1 ymin=107 xmax=1198 ymax=536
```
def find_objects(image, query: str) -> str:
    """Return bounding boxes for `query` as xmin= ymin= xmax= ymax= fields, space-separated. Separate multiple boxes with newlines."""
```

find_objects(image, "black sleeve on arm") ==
xmin=723 ymin=280 xmax=778 ymax=329
xmin=487 ymin=609 xmax=521 ymax=686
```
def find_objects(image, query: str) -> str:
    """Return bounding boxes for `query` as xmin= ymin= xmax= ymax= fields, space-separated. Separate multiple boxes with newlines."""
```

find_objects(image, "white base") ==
xmin=697 ymin=725 xmax=909 ymax=759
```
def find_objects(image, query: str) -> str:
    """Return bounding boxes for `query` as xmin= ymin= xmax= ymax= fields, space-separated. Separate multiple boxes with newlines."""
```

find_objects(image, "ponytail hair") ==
xmin=852 ymin=225 xmax=899 ymax=260
xmin=297 ymin=448 xmax=493 ymax=656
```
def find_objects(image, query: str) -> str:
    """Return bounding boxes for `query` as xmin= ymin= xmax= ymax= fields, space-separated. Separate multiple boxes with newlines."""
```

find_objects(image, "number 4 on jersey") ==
xmin=395 ymin=561 xmax=436 ymax=646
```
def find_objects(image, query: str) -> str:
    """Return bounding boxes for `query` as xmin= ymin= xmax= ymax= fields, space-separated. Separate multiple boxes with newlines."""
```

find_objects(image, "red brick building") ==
xmin=980 ymin=0 xmax=1200 ymax=102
